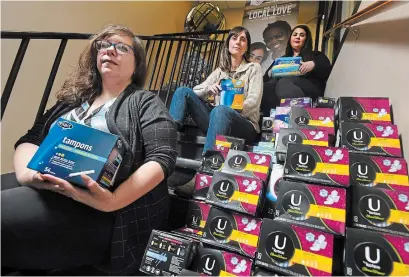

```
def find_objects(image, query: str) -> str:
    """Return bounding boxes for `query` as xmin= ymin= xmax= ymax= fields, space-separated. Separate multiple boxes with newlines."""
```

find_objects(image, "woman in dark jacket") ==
xmin=261 ymin=25 xmax=332 ymax=115
xmin=1 ymin=24 xmax=177 ymax=275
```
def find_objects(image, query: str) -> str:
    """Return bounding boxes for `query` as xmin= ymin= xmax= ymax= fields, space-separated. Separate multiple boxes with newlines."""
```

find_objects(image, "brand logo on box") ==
xmin=265 ymin=232 xmax=295 ymax=266
xmin=228 ymin=155 xmax=247 ymax=171
xmin=351 ymin=162 xmax=376 ymax=186
xmin=347 ymin=129 xmax=371 ymax=149
xmin=359 ymin=195 xmax=390 ymax=226
xmin=198 ymin=255 xmax=221 ymax=276
xmin=213 ymin=180 xmax=235 ymax=201
xmin=290 ymin=152 xmax=316 ymax=174
xmin=282 ymin=133 xmax=303 ymax=146
xmin=354 ymin=242 xmax=393 ymax=276
xmin=57 ymin=121 xmax=73 ymax=130
xmin=282 ymin=190 xmax=310 ymax=220
xmin=210 ymin=216 xmax=233 ymax=241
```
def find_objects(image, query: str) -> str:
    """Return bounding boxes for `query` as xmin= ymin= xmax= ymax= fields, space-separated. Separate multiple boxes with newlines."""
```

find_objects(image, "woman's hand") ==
xmin=41 ymin=174 xmax=115 ymax=212
xmin=208 ymin=82 xmax=222 ymax=96
xmin=299 ymin=61 xmax=315 ymax=75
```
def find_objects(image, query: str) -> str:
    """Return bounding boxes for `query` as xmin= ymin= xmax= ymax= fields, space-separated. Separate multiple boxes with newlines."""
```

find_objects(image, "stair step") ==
xmin=176 ymin=157 xmax=202 ymax=170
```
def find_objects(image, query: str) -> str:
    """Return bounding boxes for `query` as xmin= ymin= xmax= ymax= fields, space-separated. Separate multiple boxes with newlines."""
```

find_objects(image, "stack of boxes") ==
xmin=140 ymin=96 xmax=409 ymax=276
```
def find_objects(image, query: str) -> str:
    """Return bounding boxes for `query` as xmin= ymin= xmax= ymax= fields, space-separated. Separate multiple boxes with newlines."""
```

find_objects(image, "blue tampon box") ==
xmin=28 ymin=118 xmax=124 ymax=190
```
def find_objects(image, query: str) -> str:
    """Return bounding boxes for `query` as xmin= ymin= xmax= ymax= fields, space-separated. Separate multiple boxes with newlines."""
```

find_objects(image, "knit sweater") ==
xmin=192 ymin=62 xmax=263 ymax=133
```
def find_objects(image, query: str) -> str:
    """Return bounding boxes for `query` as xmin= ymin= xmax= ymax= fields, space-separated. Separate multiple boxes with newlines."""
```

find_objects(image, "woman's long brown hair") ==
xmin=56 ymin=24 xmax=147 ymax=105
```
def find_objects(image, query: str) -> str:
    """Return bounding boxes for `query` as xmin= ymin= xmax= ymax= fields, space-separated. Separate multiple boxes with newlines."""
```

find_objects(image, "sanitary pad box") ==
xmin=28 ymin=118 xmax=124 ymax=190
xmin=262 ymin=117 xmax=274 ymax=132
xmin=344 ymin=228 xmax=409 ymax=276
xmin=220 ymin=79 xmax=245 ymax=111
xmin=214 ymin=135 xmax=245 ymax=154
xmin=193 ymin=244 xmax=253 ymax=276
xmin=276 ymin=128 xmax=329 ymax=162
xmin=339 ymin=122 xmax=402 ymax=157
xmin=273 ymin=107 xmax=291 ymax=134
xmin=139 ymin=230 xmax=195 ymax=276
xmin=261 ymin=132 xmax=276 ymax=143
xmin=256 ymin=219 xmax=338 ymax=276
xmin=280 ymin=97 xmax=312 ymax=107
xmin=284 ymin=144 xmax=350 ymax=187
xmin=261 ymin=164 xmax=284 ymax=220
xmin=289 ymin=107 xmax=335 ymax=136
xmin=352 ymin=185 xmax=409 ymax=237
xmin=173 ymin=200 xmax=211 ymax=240
xmin=275 ymin=180 xmax=347 ymax=236
xmin=193 ymin=173 xmax=213 ymax=201
xmin=206 ymin=172 xmax=263 ymax=216
xmin=253 ymin=267 xmax=280 ymax=276
xmin=349 ymin=153 xmax=409 ymax=192
xmin=337 ymin=97 xmax=392 ymax=124
xmin=222 ymin=150 xmax=271 ymax=183
xmin=202 ymin=206 xmax=262 ymax=258
xmin=314 ymin=97 xmax=336 ymax=109
xmin=271 ymin=57 xmax=302 ymax=77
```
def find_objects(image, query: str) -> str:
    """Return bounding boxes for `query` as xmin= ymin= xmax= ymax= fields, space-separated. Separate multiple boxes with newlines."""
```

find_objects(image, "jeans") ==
xmin=169 ymin=87 xmax=258 ymax=153
xmin=1 ymin=178 xmax=114 ymax=271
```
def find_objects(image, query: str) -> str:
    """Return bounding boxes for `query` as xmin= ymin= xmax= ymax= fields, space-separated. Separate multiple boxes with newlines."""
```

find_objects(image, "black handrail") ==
xmin=1 ymin=30 xmax=227 ymax=121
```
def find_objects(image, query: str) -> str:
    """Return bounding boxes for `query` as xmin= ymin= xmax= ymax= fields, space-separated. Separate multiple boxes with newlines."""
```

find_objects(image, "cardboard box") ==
xmin=253 ymin=144 xmax=277 ymax=165
xmin=28 ymin=118 xmax=124 ymax=190
xmin=193 ymin=173 xmax=213 ymax=201
xmin=271 ymin=57 xmax=302 ymax=77
xmin=284 ymin=144 xmax=350 ymax=187
xmin=344 ymin=228 xmax=409 ymax=276
xmin=275 ymin=180 xmax=347 ymax=236
xmin=273 ymin=107 xmax=291 ymax=134
xmin=214 ymin=135 xmax=245 ymax=154
xmin=220 ymin=79 xmax=245 ymax=111
xmin=222 ymin=150 xmax=271 ymax=183
xmin=289 ymin=107 xmax=335 ymax=136
xmin=174 ymin=200 xmax=212 ymax=240
xmin=193 ymin=244 xmax=253 ymax=276
xmin=351 ymin=186 xmax=409 ymax=237
xmin=280 ymin=97 xmax=312 ymax=107
xmin=276 ymin=128 xmax=329 ymax=163
xmin=314 ymin=97 xmax=336 ymax=109
xmin=256 ymin=219 xmax=337 ymax=276
xmin=349 ymin=153 xmax=409 ymax=192
xmin=337 ymin=97 xmax=392 ymax=124
xmin=262 ymin=117 xmax=274 ymax=132
xmin=206 ymin=172 xmax=263 ymax=216
xmin=261 ymin=164 xmax=284 ymax=220
xmin=202 ymin=206 xmax=262 ymax=258
xmin=200 ymin=150 xmax=227 ymax=175
xmin=339 ymin=122 xmax=402 ymax=157
xmin=139 ymin=230 xmax=195 ymax=276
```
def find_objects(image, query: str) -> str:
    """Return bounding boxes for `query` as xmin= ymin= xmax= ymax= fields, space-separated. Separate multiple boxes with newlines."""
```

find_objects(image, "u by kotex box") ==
xmin=28 ymin=118 xmax=124 ymax=190
xmin=193 ymin=173 xmax=213 ymax=201
xmin=200 ymin=150 xmax=227 ymax=175
xmin=256 ymin=219 xmax=339 ymax=276
xmin=214 ymin=134 xmax=245 ymax=154
xmin=284 ymin=144 xmax=350 ymax=187
xmin=201 ymin=206 xmax=262 ymax=258
xmin=289 ymin=107 xmax=335 ymax=136
xmin=275 ymin=180 xmax=347 ymax=236
xmin=337 ymin=97 xmax=392 ymax=124
xmin=173 ymin=200 xmax=211 ymax=240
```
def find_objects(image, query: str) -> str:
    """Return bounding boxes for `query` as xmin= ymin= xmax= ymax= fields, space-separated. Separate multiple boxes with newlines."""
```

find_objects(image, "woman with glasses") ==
xmin=2 ymin=24 xmax=177 ymax=275
xmin=168 ymin=26 xmax=263 ymax=155
xmin=260 ymin=20 xmax=292 ymax=74
xmin=260 ymin=25 xmax=331 ymax=116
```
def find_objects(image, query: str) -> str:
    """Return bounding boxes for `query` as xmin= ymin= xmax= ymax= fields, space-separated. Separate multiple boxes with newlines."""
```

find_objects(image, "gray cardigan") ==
xmin=193 ymin=62 xmax=263 ymax=132
xmin=15 ymin=84 xmax=178 ymax=274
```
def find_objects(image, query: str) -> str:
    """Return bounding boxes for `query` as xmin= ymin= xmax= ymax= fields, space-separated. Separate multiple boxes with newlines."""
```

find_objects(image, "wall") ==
xmin=325 ymin=1 xmax=409 ymax=155
xmin=1 ymin=1 xmax=192 ymax=173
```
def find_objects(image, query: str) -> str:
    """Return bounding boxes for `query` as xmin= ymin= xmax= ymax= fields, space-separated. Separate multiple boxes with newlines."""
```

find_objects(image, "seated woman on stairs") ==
xmin=260 ymin=25 xmax=332 ymax=116
xmin=169 ymin=26 xmax=263 ymax=154
xmin=1 ymin=24 xmax=177 ymax=275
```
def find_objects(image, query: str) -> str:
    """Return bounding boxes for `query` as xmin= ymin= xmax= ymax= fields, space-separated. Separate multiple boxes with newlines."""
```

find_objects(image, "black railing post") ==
xmin=158 ymin=41 xmax=174 ymax=94
xmin=153 ymin=41 xmax=169 ymax=90
xmin=148 ymin=40 xmax=163 ymax=90
xmin=35 ymin=39 xmax=68 ymax=122
xmin=1 ymin=38 xmax=30 ymax=120
xmin=164 ymin=40 xmax=182 ymax=107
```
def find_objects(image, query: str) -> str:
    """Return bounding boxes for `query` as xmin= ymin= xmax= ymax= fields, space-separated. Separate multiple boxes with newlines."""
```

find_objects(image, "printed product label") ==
xmin=220 ymin=79 xmax=245 ymax=111
xmin=354 ymin=242 xmax=393 ymax=276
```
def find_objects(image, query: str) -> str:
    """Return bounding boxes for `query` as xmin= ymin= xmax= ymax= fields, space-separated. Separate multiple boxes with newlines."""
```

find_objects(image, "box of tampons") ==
xmin=28 ymin=118 xmax=124 ymax=190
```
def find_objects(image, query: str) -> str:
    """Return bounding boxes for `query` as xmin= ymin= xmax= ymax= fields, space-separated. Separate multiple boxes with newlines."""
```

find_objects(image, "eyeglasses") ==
xmin=264 ymin=32 xmax=285 ymax=44
xmin=95 ymin=40 xmax=134 ymax=54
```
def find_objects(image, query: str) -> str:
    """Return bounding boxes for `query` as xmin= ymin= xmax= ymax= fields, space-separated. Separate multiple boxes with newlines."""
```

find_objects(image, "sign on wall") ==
xmin=243 ymin=0 xmax=299 ymax=74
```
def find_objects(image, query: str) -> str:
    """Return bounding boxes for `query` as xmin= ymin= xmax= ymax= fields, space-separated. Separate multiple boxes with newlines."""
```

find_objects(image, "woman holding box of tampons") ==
xmin=1 ymin=24 xmax=177 ymax=275
xmin=261 ymin=25 xmax=332 ymax=116
xmin=169 ymin=26 xmax=263 ymax=154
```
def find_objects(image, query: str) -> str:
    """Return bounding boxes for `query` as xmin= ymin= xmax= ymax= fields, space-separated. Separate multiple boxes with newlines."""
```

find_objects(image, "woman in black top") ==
xmin=1 ymin=24 xmax=177 ymax=275
xmin=261 ymin=25 xmax=332 ymax=115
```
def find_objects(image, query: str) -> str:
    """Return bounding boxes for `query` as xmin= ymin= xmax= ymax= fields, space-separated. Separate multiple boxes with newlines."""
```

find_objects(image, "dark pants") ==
xmin=169 ymin=87 xmax=258 ymax=153
xmin=261 ymin=77 xmax=323 ymax=116
xmin=1 ymin=178 xmax=114 ymax=272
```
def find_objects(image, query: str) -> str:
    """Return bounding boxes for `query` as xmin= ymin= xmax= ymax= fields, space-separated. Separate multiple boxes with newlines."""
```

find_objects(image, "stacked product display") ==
xmin=140 ymin=96 xmax=409 ymax=276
